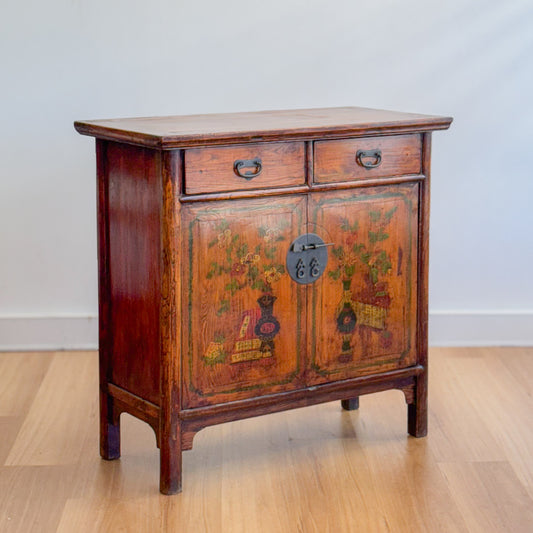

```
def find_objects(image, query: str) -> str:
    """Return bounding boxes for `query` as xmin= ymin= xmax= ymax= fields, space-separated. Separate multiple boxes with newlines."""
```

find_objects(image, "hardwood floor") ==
xmin=1 ymin=348 xmax=532 ymax=532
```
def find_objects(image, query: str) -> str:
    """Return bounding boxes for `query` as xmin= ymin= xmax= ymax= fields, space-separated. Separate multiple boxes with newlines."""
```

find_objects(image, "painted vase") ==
xmin=336 ymin=279 xmax=357 ymax=362
xmin=254 ymin=293 xmax=280 ymax=355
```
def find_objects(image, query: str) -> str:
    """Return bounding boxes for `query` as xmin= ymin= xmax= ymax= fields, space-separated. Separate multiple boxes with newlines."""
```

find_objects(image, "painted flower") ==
xmin=264 ymin=228 xmax=280 ymax=243
xmin=338 ymin=252 xmax=357 ymax=269
xmin=346 ymin=234 xmax=358 ymax=246
xmin=230 ymin=262 xmax=247 ymax=277
xmin=217 ymin=229 xmax=232 ymax=248
xmin=241 ymin=253 xmax=260 ymax=265
xmin=264 ymin=268 xmax=282 ymax=284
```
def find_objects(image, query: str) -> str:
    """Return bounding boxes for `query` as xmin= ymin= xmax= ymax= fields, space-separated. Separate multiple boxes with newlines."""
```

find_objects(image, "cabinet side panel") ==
xmin=106 ymin=142 xmax=161 ymax=405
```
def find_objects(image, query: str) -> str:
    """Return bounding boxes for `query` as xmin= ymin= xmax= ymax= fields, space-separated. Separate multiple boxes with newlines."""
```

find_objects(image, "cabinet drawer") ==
xmin=314 ymin=134 xmax=421 ymax=184
xmin=184 ymin=142 xmax=305 ymax=194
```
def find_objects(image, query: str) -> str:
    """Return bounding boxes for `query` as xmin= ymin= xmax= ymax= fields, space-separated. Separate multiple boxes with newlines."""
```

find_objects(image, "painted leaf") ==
xmin=264 ymin=247 xmax=276 ymax=260
xmin=384 ymin=206 xmax=398 ymax=222
xmin=344 ymin=264 xmax=356 ymax=278
xmin=216 ymin=300 xmax=230 ymax=316
xmin=328 ymin=269 xmax=341 ymax=281
xmin=248 ymin=264 xmax=259 ymax=279
xmin=370 ymin=267 xmax=379 ymax=284
xmin=331 ymin=246 xmax=344 ymax=258
xmin=224 ymin=280 xmax=240 ymax=294
xmin=360 ymin=252 xmax=371 ymax=264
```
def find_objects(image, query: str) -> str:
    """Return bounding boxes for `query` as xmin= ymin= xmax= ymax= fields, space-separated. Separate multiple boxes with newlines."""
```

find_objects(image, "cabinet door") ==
xmin=307 ymin=183 xmax=418 ymax=385
xmin=182 ymin=196 xmax=307 ymax=408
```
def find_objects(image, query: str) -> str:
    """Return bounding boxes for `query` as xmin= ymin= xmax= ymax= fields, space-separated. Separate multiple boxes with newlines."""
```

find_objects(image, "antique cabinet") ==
xmin=74 ymin=107 xmax=452 ymax=494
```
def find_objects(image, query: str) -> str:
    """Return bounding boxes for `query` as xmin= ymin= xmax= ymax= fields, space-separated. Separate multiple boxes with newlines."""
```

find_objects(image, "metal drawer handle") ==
xmin=356 ymin=149 xmax=382 ymax=169
xmin=233 ymin=157 xmax=263 ymax=179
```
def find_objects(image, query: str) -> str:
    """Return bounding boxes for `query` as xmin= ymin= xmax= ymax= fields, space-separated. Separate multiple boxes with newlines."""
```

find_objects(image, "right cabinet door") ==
xmin=307 ymin=183 xmax=419 ymax=385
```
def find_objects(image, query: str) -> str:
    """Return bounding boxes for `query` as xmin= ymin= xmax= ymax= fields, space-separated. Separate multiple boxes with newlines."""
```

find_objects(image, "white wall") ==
xmin=1 ymin=0 xmax=532 ymax=349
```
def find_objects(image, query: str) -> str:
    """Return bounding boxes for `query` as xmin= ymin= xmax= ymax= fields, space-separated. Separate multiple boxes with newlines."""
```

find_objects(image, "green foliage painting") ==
xmin=328 ymin=206 xmax=397 ymax=288
xmin=206 ymin=221 xmax=288 ymax=316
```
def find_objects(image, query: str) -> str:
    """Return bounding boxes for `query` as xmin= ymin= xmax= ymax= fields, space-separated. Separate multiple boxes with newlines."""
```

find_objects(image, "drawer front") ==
xmin=314 ymin=134 xmax=421 ymax=184
xmin=184 ymin=142 xmax=305 ymax=194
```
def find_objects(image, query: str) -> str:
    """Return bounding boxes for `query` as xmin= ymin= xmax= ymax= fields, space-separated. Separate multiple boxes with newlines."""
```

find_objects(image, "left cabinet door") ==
xmin=182 ymin=196 xmax=307 ymax=408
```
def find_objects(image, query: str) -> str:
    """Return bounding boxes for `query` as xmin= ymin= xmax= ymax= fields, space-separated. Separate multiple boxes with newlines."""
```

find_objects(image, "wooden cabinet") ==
xmin=75 ymin=107 xmax=452 ymax=494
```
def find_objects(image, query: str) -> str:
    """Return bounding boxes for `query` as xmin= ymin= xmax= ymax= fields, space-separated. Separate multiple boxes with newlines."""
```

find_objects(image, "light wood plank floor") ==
xmin=0 ymin=348 xmax=532 ymax=532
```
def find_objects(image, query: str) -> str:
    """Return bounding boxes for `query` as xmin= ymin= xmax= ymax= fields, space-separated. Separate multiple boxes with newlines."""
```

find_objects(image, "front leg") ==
xmin=160 ymin=420 xmax=182 ymax=494
xmin=407 ymin=372 xmax=428 ymax=437
xmin=100 ymin=391 xmax=120 ymax=460
xmin=341 ymin=397 xmax=359 ymax=411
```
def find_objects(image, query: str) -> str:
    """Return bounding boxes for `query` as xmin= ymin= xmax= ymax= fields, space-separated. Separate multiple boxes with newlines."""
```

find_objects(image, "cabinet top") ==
xmin=74 ymin=106 xmax=452 ymax=149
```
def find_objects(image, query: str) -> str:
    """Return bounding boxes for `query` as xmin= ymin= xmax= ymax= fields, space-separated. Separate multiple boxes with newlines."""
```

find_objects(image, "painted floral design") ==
xmin=328 ymin=206 xmax=396 ymax=287
xmin=328 ymin=206 xmax=398 ymax=359
xmin=203 ymin=220 xmax=288 ymax=365
xmin=207 ymin=220 xmax=287 ymax=316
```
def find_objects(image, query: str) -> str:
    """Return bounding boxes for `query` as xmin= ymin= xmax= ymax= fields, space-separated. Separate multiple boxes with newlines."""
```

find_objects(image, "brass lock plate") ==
xmin=286 ymin=233 xmax=332 ymax=284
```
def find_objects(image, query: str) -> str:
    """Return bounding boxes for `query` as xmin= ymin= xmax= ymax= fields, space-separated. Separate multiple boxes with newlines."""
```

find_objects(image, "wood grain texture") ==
xmin=181 ymin=195 xmax=307 ymax=408
xmin=185 ymin=142 xmax=305 ymax=194
xmin=409 ymin=132 xmax=432 ymax=438
xmin=314 ymin=134 xmax=422 ymax=183
xmin=76 ymin=108 xmax=452 ymax=494
xmin=308 ymin=183 xmax=419 ymax=385
xmin=5 ymin=352 xmax=97 ymax=466
xmin=105 ymin=142 xmax=161 ymax=406
xmin=159 ymin=149 xmax=183 ymax=494
xmin=0 ymin=352 xmax=51 ymax=465
xmin=1 ymin=348 xmax=532 ymax=533
xmin=74 ymin=107 xmax=453 ymax=149
xmin=96 ymin=139 xmax=120 ymax=461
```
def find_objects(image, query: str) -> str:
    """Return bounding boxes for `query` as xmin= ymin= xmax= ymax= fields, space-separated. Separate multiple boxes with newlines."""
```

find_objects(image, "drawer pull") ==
xmin=233 ymin=158 xmax=263 ymax=180
xmin=356 ymin=149 xmax=382 ymax=169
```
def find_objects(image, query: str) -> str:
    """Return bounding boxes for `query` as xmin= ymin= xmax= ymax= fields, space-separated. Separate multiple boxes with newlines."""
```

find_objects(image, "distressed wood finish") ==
xmin=185 ymin=142 xmax=305 ymax=194
xmin=182 ymin=196 xmax=307 ymax=408
xmin=106 ymin=143 xmax=161 ymax=406
xmin=409 ymin=132 xmax=433 ymax=438
xmin=76 ymin=107 xmax=452 ymax=494
xmin=95 ymin=140 xmax=119 ymax=461
xmin=74 ymin=106 xmax=452 ymax=148
xmin=307 ymin=183 xmax=419 ymax=385
xmin=314 ymin=134 xmax=422 ymax=183
xmin=159 ymin=149 xmax=182 ymax=493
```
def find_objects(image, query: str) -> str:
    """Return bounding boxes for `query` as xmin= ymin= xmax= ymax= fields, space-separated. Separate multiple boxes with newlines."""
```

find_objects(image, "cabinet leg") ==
xmin=160 ymin=424 xmax=182 ymax=494
xmin=100 ymin=391 xmax=120 ymax=460
xmin=341 ymin=397 xmax=359 ymax=411
xmin=408 ymin=372 xmax=428 ymax=438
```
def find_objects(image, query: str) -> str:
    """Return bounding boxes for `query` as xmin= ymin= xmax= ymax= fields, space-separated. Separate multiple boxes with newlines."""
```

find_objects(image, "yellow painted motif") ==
xmin=354 ymin=302 xmax=387 ymax=329
xmin=231 ymin=349 xmax=272 ymax=363
xmin=204 ymin=342 xmax=225 ymax=363
xmin=238 ymin=316 xmax=250 ymax=339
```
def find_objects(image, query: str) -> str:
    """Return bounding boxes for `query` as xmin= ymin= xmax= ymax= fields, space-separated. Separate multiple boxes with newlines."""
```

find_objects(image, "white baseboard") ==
xmin=0 ymin=315 xmax=98 ymax=351
xmin=429 ymin=310 xmax=533 ymax=347
xmin=0 ymin=311 xmax=532 ymax=351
